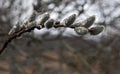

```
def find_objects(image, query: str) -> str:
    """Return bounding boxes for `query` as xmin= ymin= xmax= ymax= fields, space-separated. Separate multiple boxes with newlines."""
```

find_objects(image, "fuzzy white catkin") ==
xmin=71 ymin=22 xmax=83 ymax=27
xmin=38 ymin=12 xmax=50 ymax=25
xmin=74 ymin=27 xmax=88 ymax=35
xmin=26 ymin=21 xmax=36 ymax=29
xmin=28 ymin=11 xmax=37 ymax=22
xmin=89 ymin=25 xmax=104 ymax=35
xmin=62 ymin=14 xmax=76 ymax=27
xmin=82 ymin=15 xmax=95 ymax=28
xmin=8 ymin=22 xmax=20 ymax=35
xmin=44 ymin=19 xmax=54 ymax=29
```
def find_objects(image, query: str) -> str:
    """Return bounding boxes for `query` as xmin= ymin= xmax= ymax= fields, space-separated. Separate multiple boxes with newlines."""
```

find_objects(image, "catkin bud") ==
xmin=8 ymin=26 xmax=17 ymax=35
xmin=70 ymin=22 xmax=83 ymax=28
xmin=38 ymin=12 xmax=50 ymax=25
xmin=8 ymin=22 xmax=20 ymax=35
xmin=44 ymin=19 xmax=54 ymax=29
xmin=28 ymin=11 xmax=37 ymax=22
xmin=74 ymin=27 xmax=88 ymax=35
xmin=26 ymin=21 xmax=36 ymax=29
xmin=83 ymin=15 xmax=95 ymax=28
xmin=89 ymin=25 xmax=104 ymax=35
xmin=62 ymin=14 xmax=76 ymax=27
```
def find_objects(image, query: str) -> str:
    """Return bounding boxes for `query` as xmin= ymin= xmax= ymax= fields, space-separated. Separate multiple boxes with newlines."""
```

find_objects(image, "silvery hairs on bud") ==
xmin=82 ymin=15 xmax=95 ymax=28
xmin=89 ymin=25 xmax=104 ymax=35
xmin=62 ymin=14 xmax=76 ymax=27
xmin=26 ymin=21 xmax=37 ymax=29
xmin=38 ymin=12 xmax=50 ymax=26
xmin=71 ymin=22 xmax=83 ymax=28
xmin=8 ymin=21 xmax=21 ymax=35
xmin=74 ymin=27 xmax=88 ymax=35
xmin=28 ymin=11 xmax=37 ymax=22
xmin=44 ymin=19 xmax=54 ymax=29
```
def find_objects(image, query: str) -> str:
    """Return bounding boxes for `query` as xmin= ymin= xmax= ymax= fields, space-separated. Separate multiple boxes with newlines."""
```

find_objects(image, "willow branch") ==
xmin=0 ymin=14 xmax=104 ymax=55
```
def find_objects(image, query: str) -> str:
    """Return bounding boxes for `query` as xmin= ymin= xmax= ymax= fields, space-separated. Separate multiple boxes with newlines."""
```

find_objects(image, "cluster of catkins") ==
xmin=8 ymin=11 xmax=104 ymax=36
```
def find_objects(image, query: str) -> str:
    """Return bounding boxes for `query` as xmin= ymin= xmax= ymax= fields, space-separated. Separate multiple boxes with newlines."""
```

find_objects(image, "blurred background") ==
xmin=0 ymin=0 xmax=120 ymax=74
